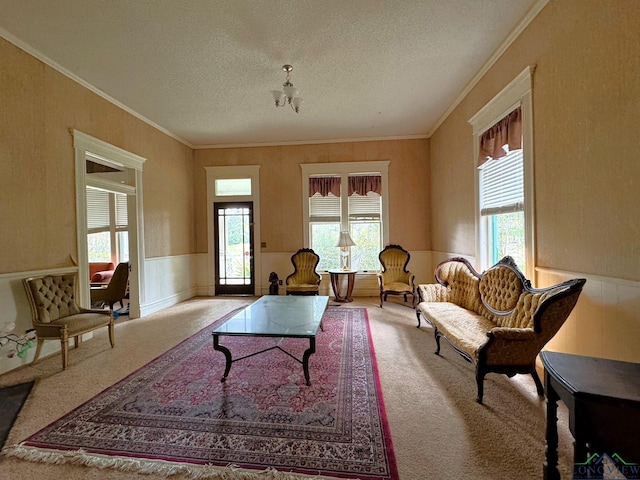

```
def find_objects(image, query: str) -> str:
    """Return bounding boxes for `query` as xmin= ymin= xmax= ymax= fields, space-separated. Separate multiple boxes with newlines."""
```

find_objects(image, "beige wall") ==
xmin=430 ymin=0 xmax=640 ymax=362
xmin=431 ymin=0 xmax=640 ymax=281
xmin=194 ymin=139 xmax=431 ymax=255
xmin=0 ymin=37 xmax=194 ymax=274
xmin=4 ymin=0 xmax=638 ymax=364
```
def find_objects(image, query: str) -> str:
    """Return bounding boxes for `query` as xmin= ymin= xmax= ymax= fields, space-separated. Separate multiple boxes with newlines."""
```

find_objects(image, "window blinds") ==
xmin=348 ymin=192 xmax=381 ymax=220
xmin=309 ymin=175 xmax=381 ymax=222
xmin=115 ymin=193 xmax=128 ymax=230
xmin=86 ymin=188 xmax=110 ymax=230
xmin=86 ymin=187 xmax=128 ymax=230
xmin=309 ymin=193 xmax=340 ymax=222
xmin=479 ymin=147 xmax=524 ymax=216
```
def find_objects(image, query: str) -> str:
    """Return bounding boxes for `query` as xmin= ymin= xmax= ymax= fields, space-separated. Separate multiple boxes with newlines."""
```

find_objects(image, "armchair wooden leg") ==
xmin=60 ymin=327 xmax=69 ymax=370
xmin=73 ymin=336 xmax=79 ymax=349
xmin=32 ymin=338 xmax=44 ymax=364
xmin=109 ymin=321 xmax=116 ymax=348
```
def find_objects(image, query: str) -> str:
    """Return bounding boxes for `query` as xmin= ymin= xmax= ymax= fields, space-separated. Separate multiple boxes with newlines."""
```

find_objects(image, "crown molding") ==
xmin=0 ymin=27 xmax=194 ymax=149
xmin=427 ymin=0 xmax=549 ymax=137
xmin=193 ymin=134 xmax=428 ymax=150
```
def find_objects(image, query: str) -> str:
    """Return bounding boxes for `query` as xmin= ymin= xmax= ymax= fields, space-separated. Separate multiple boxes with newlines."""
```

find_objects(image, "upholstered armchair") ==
xmin=286 ymin=248 xmax=321 ymax=296
xmin=377 ymin=244 xmax=416 ymax=308
xmin=23 ymin=273 xmax=115 ymax=370
xmin=90 ymin=262 xmax=129 ymax=310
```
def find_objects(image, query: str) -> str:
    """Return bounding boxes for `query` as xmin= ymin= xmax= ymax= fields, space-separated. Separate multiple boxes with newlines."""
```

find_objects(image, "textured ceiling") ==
xmin=0 ymin=0 xmax=540 ymax=147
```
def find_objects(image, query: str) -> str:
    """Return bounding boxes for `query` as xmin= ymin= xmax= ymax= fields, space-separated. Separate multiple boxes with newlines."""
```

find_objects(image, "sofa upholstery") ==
xmin=416 ymin=256 xmax=586 ymax=403
xmin=89 ymin=262 xmax=115 ymax=284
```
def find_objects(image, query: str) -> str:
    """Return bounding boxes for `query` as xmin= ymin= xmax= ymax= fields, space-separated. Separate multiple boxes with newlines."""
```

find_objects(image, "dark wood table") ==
xmin=540 ymin=351 xmax=640 ymax=480
xmin=327 ymin=269 xmax=357 ymax=303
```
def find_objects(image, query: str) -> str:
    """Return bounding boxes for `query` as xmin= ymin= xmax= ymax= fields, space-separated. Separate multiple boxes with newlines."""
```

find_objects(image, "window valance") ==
xmin=478 ymin=107 xmax=522 ymax=167
xmin=348 ymin=175 xmax=381 ymax=196
xmin=310 ymin=175 xmax=381 ymax=197
xmin=309 ymin=176 xmax=340 ymax=197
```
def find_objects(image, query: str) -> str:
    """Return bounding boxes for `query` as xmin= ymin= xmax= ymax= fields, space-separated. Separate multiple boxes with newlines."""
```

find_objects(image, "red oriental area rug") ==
xmin=5 ymin=307 xmax=398 ymax=480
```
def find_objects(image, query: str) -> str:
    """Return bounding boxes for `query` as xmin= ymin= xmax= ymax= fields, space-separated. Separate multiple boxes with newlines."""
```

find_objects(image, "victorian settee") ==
xmin=416 ymin=256 xmax=586 ymax=403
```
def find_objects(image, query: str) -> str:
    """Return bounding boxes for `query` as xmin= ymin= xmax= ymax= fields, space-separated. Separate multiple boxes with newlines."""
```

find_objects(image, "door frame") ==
xmin=214 ymin=201 xmax=255 ymax=295
xmin=205 ymin=165 xmax=261 ymax=297
xmin=73 ymin=130 xmax=146 ymax=318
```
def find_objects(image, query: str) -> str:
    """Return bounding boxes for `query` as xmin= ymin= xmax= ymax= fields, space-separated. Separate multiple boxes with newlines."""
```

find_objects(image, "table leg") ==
xmin=212 ymin=334 xmax=232 ymax=382
xmin=543 ymin=376 xmax=560 ymax=480
xmin=344 ymin=273 xmax=355 ymax=302
xmin=330 ymin=272 xmax=354 ymax=303
xmin=302 ymin=337 xmax=316 ymax=386
xmin=330 ymin=273 xmax=344 ymax=302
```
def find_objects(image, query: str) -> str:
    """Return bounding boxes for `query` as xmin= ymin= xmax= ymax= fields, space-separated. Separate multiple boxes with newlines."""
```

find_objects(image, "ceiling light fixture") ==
xmin=271 ymin=64 xmax=303 ymax=113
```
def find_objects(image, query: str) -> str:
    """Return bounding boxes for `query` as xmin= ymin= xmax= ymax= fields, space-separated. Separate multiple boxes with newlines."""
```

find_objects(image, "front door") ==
xmin=214 ymin=202 xmax=254 ymax=295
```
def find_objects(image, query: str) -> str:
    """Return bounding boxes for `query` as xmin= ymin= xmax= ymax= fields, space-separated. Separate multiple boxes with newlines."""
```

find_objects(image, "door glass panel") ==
xmin=215 ymin=203 xmax=254 ymax=294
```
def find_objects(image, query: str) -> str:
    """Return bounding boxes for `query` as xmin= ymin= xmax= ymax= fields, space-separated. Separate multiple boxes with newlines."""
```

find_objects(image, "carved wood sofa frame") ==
xmin=416 ymin=256 xmax=586 ymax=403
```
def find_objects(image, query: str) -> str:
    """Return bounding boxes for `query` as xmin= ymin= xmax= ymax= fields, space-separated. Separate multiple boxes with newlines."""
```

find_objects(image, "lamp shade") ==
xmin=291 ymin=96 xmax=303 ymax=109
xmin=271 ymin=90 xmax=285 ymax=104
xmin=336 ymin=231 xmax=356 ymax=248
xmin=283 ymin=85 xmax=298 ymax=100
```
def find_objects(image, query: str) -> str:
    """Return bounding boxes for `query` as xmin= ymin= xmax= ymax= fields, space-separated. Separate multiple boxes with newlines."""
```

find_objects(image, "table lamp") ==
xmin=336 ymin=231 xmax=356 ymax=271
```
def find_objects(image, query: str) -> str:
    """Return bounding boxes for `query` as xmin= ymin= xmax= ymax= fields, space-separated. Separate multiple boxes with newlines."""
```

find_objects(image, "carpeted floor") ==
xmin=0 ymin=297 xmax=576 ymax=479
xmin=0 ymin=381 xmax=34 ymax=450
xmin=5 ymin=307 xmax=397 ymax=479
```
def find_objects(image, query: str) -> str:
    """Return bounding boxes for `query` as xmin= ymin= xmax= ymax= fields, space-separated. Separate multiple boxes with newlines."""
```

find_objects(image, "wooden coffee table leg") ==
xmin=302 ymin=337 xmax=316 ymax=386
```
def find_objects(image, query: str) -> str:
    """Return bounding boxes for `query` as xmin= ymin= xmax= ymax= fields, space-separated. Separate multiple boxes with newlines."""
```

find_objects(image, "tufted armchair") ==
xmin=377 ymin=244 xmax=416 ymax=308
xmin=286 ymin=248 xmax=322 ymax=296
xmin=23 ymin=273 xmax=115 ymax=370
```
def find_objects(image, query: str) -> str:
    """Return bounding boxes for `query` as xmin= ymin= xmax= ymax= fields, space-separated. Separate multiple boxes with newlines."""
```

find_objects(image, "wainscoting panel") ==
xmin=141 ymin=254 xmax=198 ymax=317
xmin=537 ymin=267 xmax=640 ymax=364
xmin=0 ymin=267 xmax=79 ymax=375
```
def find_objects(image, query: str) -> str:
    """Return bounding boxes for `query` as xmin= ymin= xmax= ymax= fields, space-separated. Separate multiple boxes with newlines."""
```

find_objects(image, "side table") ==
xmin=327 ymin=269 xmax=357 ymax=303
xmin=540 ymin=351 xmax=640 ymax=480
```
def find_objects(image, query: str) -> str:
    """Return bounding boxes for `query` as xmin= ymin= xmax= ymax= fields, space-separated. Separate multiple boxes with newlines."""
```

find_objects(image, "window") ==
xmin=302 ymin=162 xmax=389 ymax=271
xmin=479 ymin=145 xmax=525 ymax=269
xmin=469 ymin=66 xmax=534 ymax=279
xmin=215 ymin=178 xmax=251 ymax=196
xmin=86 ymin=187 xmax=129 ymax=263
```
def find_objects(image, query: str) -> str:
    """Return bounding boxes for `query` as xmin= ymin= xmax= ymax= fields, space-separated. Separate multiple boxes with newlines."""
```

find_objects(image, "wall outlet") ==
xmin=278 ymin=280 xmax=283 ymax=285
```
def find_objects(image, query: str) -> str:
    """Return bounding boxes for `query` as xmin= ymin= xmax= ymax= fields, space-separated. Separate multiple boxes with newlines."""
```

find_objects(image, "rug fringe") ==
xmin=2 ymin=443 xmax=355 ymax=480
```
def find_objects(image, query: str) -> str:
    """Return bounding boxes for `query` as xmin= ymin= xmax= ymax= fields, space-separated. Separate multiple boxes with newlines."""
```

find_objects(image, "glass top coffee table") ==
xmin=212 ymin=295 xmax=329 ymax=386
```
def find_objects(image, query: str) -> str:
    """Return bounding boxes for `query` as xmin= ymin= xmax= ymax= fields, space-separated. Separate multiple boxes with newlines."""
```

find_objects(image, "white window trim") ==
xmin=301 ymin=161 xmax=390 ymax=253
xmin=205 ymin=165 xmax=261 ymax=296
xmin=468 ymin=66 xmax=535 ymax=280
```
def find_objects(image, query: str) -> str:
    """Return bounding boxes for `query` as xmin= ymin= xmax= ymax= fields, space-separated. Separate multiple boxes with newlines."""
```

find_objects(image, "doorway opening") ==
xmin=73 ymin=130 xmax=145 ymax=318
xmin=214 ymin=202 xmax=254 ymax=295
